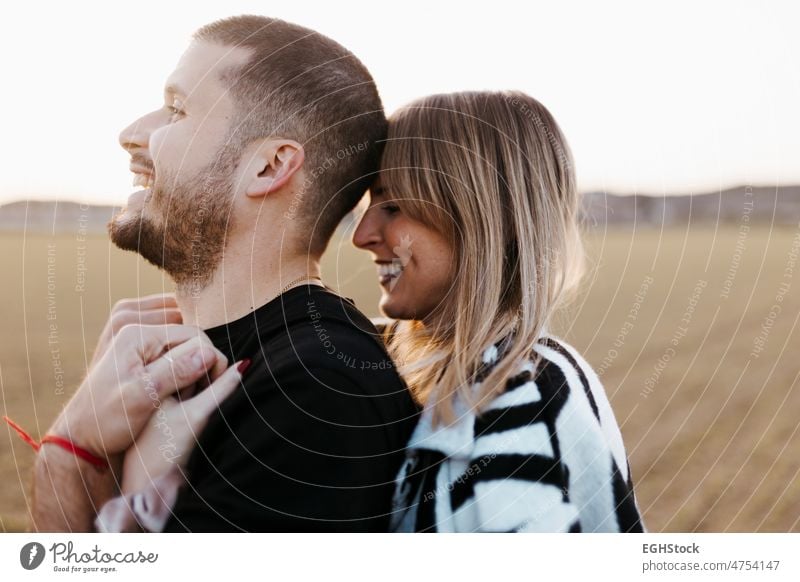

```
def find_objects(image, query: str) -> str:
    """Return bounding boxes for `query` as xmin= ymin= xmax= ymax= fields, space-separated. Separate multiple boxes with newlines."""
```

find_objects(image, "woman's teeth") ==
xmin=378 ymin=260 xmax=403 ymax=290
xmin=132 ymin=174 xmax=154 ymax=189
xmin=378 ymin=262 xmax=404 ymax=280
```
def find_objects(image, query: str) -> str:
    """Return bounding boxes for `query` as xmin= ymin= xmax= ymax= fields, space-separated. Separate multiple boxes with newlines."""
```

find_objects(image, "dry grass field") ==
xmin=1 ymin=222 xmax=799 ymax=532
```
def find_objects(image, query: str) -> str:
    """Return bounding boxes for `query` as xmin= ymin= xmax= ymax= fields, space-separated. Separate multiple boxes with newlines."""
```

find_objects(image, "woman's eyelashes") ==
xmin=381 ymin=203 xmax=401 ymax=216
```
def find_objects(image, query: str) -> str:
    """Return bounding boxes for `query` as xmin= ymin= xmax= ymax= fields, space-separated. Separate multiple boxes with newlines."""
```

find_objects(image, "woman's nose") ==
xmin=352 ymin=207 xmax=382 ymax=249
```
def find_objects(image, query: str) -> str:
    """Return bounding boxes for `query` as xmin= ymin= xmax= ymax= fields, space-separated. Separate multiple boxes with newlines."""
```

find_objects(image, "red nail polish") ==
xmin=237 ymin=358 xmax=252 ymax=374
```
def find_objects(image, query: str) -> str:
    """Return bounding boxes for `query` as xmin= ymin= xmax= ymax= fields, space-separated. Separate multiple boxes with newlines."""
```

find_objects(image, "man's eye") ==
xmin=166 ymin=102 xmax=184 ymax=119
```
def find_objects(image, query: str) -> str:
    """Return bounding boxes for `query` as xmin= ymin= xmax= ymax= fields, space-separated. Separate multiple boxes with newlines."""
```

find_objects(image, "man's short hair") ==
xmin=195 ymin=15 xmax=387 ymax=254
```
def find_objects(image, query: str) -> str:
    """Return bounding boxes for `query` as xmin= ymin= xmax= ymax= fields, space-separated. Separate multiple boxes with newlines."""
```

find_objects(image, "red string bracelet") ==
xmin=3 ymin=416 xmax=109 ymax=470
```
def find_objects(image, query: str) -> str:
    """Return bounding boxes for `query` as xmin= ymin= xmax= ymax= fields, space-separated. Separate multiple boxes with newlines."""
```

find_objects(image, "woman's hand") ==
xmin=121 ymin=360 xmax=249 ymax=495
xmin=33 ymin=313 xmax=229 ymax=533
xmin=90 ymin=294 xmax=183 ymax=367
xmin=50 ymin=324 xmax=228 ymax=460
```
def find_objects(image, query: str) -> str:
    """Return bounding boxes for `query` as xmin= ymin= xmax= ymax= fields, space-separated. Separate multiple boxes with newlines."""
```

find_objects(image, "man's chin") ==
xmin=107 ymin=207 xmax=160 ymax=261
xmin=108 ymin=206 xmax=136 ymax=245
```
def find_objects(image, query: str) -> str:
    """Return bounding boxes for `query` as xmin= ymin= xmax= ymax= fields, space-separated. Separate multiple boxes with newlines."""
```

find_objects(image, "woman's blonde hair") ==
xmin=380 ymin=90 xmax=585 ymax=425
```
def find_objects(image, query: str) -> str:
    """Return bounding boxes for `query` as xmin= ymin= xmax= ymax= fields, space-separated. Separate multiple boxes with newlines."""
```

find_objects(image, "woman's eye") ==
xmin=382 ymin=204 xmax=401 ymax=215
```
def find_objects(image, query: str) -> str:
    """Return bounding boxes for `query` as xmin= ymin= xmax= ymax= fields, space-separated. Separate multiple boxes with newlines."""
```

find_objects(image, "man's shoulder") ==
xmin=207 ymin=286 xmax=417 ymax=436
xmin=289 ymin=287 xmax=384 ymax=348
xmin=257 ymin=287 xmax=404 ymax=393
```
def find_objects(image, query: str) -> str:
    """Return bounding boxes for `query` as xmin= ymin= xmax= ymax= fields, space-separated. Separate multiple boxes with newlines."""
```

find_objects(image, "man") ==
xmin=32 ymin=15 xmax=418 ymax=532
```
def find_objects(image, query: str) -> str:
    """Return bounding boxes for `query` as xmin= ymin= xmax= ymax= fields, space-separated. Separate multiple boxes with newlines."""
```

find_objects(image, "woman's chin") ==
xmin=379 ymin=293 xmax=408 ymax=320
xmin=380 ymin=294 xmax=437 ymax=323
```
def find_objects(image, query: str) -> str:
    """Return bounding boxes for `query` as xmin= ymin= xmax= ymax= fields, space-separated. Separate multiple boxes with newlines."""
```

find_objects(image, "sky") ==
xmin=0 ymin=0 xmax=797 ymax=206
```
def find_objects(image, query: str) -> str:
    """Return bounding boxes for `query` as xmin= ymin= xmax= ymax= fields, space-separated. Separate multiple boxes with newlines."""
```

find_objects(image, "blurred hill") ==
xmin=0 ymin=200 xmax=119 ymax=234
xmin=582 ymin=185 xmax=800 ymax=227
xmin=1 ymin=185 xmax=798 ymax=234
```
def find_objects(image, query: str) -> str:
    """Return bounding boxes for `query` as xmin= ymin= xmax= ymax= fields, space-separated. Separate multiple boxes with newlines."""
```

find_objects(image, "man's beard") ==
xmin=108 ymin=153 xmax=236 ymax=295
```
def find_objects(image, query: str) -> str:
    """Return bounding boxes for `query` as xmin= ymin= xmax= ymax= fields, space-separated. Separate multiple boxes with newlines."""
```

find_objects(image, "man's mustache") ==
xmin=130 ymin=153 xmax=155 ymax=174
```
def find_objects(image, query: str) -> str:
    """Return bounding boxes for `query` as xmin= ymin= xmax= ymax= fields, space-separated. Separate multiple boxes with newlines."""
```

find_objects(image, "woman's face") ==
xmin=352 ymin=180 xmax=454 ymax=322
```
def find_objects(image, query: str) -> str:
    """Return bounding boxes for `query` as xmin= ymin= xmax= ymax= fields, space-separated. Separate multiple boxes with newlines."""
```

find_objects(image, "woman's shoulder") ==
xmin=475 ymin=333 xmax=600 ymax=393
xmin=488 ymin=333 xmax=608 ymax=419
xmin=532 ymin=335 xmax=601 ymax=386
xmin=470 ymin=334 xmax=609 ymax=455
xmin=530 ymin=335 xmax=625 ymax=436
xmin=470 ymin=334 xmax=595 ymax=413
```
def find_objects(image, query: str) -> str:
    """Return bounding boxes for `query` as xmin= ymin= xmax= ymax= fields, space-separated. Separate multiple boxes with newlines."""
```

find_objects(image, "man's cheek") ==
xmin=148 ymin=125 xmax=176 ymax=167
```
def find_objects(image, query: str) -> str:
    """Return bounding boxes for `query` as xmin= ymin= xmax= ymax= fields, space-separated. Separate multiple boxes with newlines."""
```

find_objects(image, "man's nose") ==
xmin=118 ymin=111 xmax=157 ymax=153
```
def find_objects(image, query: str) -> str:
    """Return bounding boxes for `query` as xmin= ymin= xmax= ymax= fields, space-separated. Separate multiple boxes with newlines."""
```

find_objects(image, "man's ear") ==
xmin=244 ymin=139 xmax=305 ymax=199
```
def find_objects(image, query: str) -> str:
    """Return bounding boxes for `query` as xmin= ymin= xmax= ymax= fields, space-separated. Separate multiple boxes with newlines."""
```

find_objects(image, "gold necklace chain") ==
xmin=275 ymin=275 xmax=323 ymax=299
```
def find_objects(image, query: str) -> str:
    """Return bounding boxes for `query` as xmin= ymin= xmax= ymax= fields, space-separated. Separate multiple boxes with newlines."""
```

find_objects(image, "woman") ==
xmin=351 ymin=91 xmax=642 ymax=532
xmin=101 ymin=90 xmax=643 ymax=533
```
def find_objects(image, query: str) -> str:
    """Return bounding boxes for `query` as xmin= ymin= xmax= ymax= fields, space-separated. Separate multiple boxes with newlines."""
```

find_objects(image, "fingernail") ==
xmin=190 ymin=351 xmax=206 ymax=368
xmin=237 ymin=358 xmax=252 ymax=375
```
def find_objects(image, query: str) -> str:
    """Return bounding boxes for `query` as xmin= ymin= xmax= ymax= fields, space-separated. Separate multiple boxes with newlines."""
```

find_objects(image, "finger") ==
xmin=176 ymin=333 xmax=228 ymax=395
xmin=109 ymin=308 xmax=184 ymax=338
xmin=142 ymin=335 xmax=228 ymax=399
xmin=206 ymin=345 xmax=229 ymax=382
xmin=112 ymin=293 xmax=178 ymax=314
xmin=163 ymin=334 xmax=227 ymax=372
xmin=185 ymin=360 xmax=247 ymax=424
xmin=124 ymin=308 xmax=183 ymax=327
xmin=100 ymin=306 xmax=183 ymax=362
xmin=115 ymin=323 xmax=205 ymax=364
xmin=168 ymin=331 xmax=227 ymax=384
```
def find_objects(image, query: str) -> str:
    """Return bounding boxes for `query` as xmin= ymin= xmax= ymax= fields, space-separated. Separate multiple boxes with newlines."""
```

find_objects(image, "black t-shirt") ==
xmin=163 ymin=285 xmax=419 ymax=532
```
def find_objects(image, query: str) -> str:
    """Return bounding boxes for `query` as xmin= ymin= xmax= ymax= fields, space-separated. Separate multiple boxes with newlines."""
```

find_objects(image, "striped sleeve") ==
xmin=535 ymin=338 xmax=644 ymax=532
xmin=462 ymin=359 xmax=582 ymax=532
xmin=463 ymin=337 xmax=643 ymax=532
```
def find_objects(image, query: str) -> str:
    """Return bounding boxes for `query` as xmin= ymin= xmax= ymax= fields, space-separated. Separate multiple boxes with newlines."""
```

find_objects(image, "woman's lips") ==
xmin=377 ymin=262 xmax=404 ymax=288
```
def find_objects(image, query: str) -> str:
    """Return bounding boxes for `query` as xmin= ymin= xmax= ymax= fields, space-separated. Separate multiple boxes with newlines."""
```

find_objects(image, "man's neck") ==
xmin=175 ymin=249 xmax=322 ymax=329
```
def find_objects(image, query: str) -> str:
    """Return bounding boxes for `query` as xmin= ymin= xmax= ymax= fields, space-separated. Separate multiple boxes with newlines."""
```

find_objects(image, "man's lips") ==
xmin=129 ymin=162 xmax=154 ymax=174
xmin=132 ymin=174 xmax=154 ymax=189
xmin=129 ymin=164 xmax=155 ymax=189
xmin=125 ymin=163 xmax=155 ymax=208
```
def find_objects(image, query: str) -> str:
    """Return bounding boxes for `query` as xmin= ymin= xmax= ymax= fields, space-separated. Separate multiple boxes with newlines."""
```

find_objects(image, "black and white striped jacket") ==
xmin=390 ymin=335 xmax=644 ymax=532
